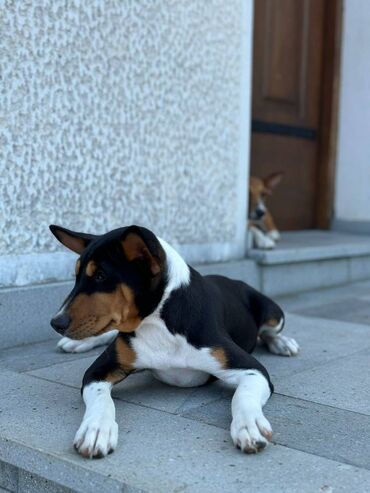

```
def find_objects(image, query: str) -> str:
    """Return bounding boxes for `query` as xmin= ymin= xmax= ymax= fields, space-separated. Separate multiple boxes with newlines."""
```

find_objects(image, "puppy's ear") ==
xmin=264 ymin=172 xmax=284 ymax=192
xmin=121 ymin=226 xmax=165 ymax=277
xmin=49 ymin=225 xmax=97 ymax=254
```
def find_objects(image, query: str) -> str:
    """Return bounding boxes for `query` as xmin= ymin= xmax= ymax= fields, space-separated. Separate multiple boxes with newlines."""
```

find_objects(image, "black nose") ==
xmin=255 ymin=208 xmax=265 ymax=219
xmin=50 ymin=313 xmax=71 ymax=334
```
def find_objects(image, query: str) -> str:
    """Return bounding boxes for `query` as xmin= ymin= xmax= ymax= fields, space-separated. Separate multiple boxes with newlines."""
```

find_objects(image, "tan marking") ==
xmin=85 ymin=260 xmax=97 ymax=277
xmin=106 ymin=337 xmax=137 ymax=384
xmin=249 ymin=174 xmax=283 ymax=228
xmin=249 ymin=176 xmax=267 ymax=217
xmin=259 ymin=318 xmax=283 ymax=339
xmin=75 ymin=259 xmax=81 ymax=276
xmin=106 ymin=368 xmax=133 ymax=384
xmin=115 ymin=337 xmax=136 ymax=371
xmin=64 ymin=284 xmax=141 ymax=339
xmin=212 ymin=347 xmax=228 ymax=368
xmin=249 ymin=176 xmax=266 ymax=196
xmin=121 ymin=233 xmax=161 ymax=276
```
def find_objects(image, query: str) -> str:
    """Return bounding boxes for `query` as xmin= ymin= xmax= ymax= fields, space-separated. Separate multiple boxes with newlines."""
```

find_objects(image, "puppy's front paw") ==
xmin=267 ymin=230 xmax=280 ymax=242
xmin=57 ymin=331 xmax=118 ymax=353
xmin=57 ymin=337 xmax=96 ymax=353
xmin=231 ymin=409 xmax=272 ymax=454
xmin=265 ymin=335 xmax=300 ymax=356
xmin=255 ymin=234 xmax=275 ymax=250
xmin=73 ymin=415 xmax=118 ymax=458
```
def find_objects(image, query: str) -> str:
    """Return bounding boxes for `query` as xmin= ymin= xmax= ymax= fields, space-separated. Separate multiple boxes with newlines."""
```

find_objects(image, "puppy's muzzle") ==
xmin=50 ymin=312 xmax=71 ymax=335
xmin=254 ymin=208 xmax=266 ymax=220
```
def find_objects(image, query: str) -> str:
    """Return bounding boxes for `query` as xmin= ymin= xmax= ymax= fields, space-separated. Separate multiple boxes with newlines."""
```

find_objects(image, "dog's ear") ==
xmin=49 ymin=225 xmax=97 ymax=254
xmin=264 ymin=172 xmax=284 ymax=193
xmin=121 ymin=225 xmax=165 ymax=277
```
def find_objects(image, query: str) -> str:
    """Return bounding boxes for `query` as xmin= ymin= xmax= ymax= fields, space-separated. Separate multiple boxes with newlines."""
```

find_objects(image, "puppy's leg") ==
xmin=214 ymin=342 xmax=273 ymax=454
xmin=57 ymin=329 xmax=118 ymax=353
xmin=249 ymin=226 xmax=275 ymax=249
xmin=259 ymin=317 xmax=300 ymax=357
xmin=74 ymin=334 xmax=136 ymax=458
xmin=264 ymin=210 xmax=280 ymax=242
xmin=248 ymin=288 xmax=299 ymax=357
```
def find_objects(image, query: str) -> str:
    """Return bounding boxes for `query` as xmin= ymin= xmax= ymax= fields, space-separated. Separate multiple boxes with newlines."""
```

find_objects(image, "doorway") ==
xmin=250 ymin=0 xmax=342 ymax=231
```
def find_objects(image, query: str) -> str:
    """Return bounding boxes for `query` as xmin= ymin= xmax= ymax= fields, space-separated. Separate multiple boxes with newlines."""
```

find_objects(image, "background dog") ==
xmin=248 ymin=172 xmax=283 ymax=249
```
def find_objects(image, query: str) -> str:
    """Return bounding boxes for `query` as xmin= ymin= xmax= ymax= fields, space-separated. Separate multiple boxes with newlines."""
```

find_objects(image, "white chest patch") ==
xmin=131 ymin=314 xmax=220 ymax=374
xmin=130 ymin=237 xmax=221 ymax=375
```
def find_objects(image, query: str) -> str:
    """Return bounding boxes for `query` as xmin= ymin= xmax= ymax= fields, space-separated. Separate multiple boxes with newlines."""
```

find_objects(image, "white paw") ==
xmin=57 ymin=330 xmax=118 ymax=353
xmin=73 ymin=414 xmax=118 ymax=458
xmin=267 ymin=230 xmax=280 ymax=242
xmin=266 ymin=335 xmax=300 ymax=356
xmin=249 ymin=226 xmax=274 ymax=250
xmin=231 ymin=408 xmax=273 ymax=454
xmin=253 ymin=230 xmax=276 ymax=249
xmin=256 ymin=236 xmax=275 ymax=249
xmin=57 ymin=337 xmax=96 ymax=353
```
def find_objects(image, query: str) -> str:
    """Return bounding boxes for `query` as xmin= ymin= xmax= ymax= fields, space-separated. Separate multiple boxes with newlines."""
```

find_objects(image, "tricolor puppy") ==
xmin=50 ymin=224 xmax=299 ymax=458
xmin=249 ymin=172 xmax=283 ymax=249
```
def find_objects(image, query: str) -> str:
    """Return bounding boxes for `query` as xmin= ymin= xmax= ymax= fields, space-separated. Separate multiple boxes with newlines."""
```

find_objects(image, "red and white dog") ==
xmin=248 ymin=172 xmax=283 ymax=249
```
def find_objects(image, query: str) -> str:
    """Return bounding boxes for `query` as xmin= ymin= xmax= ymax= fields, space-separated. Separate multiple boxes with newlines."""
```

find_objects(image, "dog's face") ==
xmin=50 ymin=225 xmax=166 ymax=340
xmin=248 ymin=172 xmax=283 ymax=220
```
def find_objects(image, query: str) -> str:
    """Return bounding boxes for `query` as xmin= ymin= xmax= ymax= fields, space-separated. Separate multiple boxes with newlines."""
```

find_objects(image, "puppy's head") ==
xmin=49 ymin=225 xmax=166 ymax=339
xmin=248 ymin=172 xmax=283 ymax=220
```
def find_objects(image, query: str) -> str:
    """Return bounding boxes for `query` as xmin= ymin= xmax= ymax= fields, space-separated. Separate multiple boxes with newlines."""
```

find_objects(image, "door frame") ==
xmin=315 ymin=0 xmax=343 ymax=228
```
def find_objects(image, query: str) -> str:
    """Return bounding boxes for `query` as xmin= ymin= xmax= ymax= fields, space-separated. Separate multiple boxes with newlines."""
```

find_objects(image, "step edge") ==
xmin=0 ymin=435 xmax=145 ymax=493
xmin=248 ymin=247 xmax=370 ymax=265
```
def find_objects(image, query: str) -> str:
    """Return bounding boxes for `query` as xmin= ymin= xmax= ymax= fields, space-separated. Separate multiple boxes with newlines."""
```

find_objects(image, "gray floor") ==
xmin=278 ymin=278 xmax=370 ymax=324
xmin=1 ymin=281 xmax=370 ymax=492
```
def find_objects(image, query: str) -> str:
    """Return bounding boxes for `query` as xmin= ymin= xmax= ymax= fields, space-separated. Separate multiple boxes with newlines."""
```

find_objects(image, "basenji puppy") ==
xmin=50 ymin=224 xmax=299 ymax=458
xmin=248 ymin=172 xmax=283 ymax=249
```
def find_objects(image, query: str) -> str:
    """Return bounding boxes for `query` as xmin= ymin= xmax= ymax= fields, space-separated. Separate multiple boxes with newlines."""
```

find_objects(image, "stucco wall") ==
xmin=334 ymin=0 xmax=370 ymax=230
xmin=0 ymin=0 xmax=253 ymax=286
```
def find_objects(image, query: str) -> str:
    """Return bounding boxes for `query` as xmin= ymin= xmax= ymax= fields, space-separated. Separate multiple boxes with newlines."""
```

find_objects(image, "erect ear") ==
xmin=121 ymin=226 xmax=165 ymax=277
xmin=263 ymin=172 xmax=284 ymax=192
xmin=49 ymin=225 xmax=98 ymax=254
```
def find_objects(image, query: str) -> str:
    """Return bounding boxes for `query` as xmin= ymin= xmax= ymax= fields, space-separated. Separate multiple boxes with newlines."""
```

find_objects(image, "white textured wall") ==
xmin=334 ymin=0 xmax=370 ymax=223
xmin=0 ymin=0 xmax=253 ymax=285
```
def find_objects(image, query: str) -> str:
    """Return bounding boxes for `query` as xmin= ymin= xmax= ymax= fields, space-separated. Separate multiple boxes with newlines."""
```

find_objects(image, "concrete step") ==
xmin=0 ymin=281 xmax=73 ymax=350
xmin=247 ymin=230 xmax=370 ymax=297
xmin=2 ymin=231 xmax=370 ymax=349
xmin=1 ymin=312 xmax=370 ymax=492
xmin=249 ymin=230 xmax=370 ymax=264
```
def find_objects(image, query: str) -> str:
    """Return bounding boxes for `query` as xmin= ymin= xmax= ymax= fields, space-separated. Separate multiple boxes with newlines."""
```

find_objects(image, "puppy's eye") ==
xmin=95 ymin=269 xmax=106 ymax=282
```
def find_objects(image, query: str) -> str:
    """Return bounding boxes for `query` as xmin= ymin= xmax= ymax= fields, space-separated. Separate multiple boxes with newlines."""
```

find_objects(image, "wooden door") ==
xmin=250 ymin=0 xmax=327 ymax=230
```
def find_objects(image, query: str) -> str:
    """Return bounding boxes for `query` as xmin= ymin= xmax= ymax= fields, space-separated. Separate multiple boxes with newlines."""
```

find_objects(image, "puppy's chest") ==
xmin=131 ymin=317 xmax=217 ymax=372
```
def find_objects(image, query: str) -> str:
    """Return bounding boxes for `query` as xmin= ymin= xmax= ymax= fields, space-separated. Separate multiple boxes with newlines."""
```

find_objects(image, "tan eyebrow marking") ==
xmin=115 ymin=336 xmax=137 ymax=371
xmin=75 ymin=259 xmax=81 ymax=276
xmin=211 ymin=347 xmax=228 ymax=368
xmin=86 ymin=260 xmax=97 ymax=277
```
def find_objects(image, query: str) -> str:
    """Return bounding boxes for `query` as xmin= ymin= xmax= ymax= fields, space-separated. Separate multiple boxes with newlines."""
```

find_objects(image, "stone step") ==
xmin=0 ymin=281 xmax=73 ymax=350
xmin=1 ymin=312 xmax=370 ymax=492
xmin=249 ymin=230 xmax=370 ymax=264
xmin=247 ymin=230 xmax=370 ymax=297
